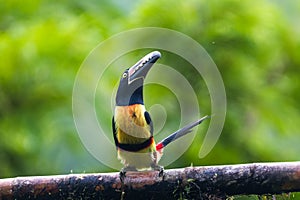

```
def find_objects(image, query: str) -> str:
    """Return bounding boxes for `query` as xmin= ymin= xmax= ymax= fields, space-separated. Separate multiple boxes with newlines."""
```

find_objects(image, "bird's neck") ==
xmin=129 ymin=86 xmax=144 ymax=105
xmin=116 ymin=86 xmax=144 ymax=106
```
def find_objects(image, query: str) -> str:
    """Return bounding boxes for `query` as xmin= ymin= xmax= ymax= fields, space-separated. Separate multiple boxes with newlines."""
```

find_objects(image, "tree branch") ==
xmin=1 ymin=162 xmax=300 ymax=199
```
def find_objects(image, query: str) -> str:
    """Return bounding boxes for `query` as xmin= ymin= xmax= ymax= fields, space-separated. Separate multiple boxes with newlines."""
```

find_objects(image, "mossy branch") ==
xmin=1 ymin=162 xmax=300 ymax=199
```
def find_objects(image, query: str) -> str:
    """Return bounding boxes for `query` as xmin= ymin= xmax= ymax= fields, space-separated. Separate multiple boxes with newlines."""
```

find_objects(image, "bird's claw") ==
xmin=119 ymin=170 xmax=126 ymax=183
xmin=119 ymin=166 xmax=137 ymax=183
xmin=158 ymin=166 xmax=165 ymax=179
xmin=151 ymin=164 xmax=164 ymax=178
xmin=158 ymin=167 xmax=164 ymax=177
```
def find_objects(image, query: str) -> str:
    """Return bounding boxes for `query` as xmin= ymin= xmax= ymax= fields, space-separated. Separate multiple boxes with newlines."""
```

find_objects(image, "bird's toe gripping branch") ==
xmin=151 ymin=164 xmax=164 ymax=177
xmin=119 ymin=164 xmax=164 ymax=182
xmin=119 ymin=166 xmax=138 ymax=182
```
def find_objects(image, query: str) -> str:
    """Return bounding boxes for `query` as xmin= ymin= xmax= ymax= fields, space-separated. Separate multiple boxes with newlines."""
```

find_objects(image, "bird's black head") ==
xmin=116 ymin=51 xmax=161 ymax=106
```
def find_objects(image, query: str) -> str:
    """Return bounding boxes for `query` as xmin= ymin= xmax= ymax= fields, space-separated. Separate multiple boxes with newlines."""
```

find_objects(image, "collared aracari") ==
xmin=112 ymin=51 xmax=209 ymax=178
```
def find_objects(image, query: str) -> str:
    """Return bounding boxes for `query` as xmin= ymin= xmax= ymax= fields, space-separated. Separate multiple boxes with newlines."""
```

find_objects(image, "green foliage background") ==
xmin=0 ymin=0 xmax=299 ymax=178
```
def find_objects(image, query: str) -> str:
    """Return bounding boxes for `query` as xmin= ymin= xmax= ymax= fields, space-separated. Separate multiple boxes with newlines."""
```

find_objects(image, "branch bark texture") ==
xmin=0 ymin=162 xmax=300 ymax=199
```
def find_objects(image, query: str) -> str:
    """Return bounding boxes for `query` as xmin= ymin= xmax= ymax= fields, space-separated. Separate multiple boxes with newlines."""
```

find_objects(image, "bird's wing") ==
xmin=144 ymin=111 xmax=153 ymax=136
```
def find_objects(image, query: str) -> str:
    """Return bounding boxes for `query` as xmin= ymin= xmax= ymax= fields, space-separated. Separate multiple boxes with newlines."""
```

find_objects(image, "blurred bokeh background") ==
xmin=0 ymin=0 xmax=299 ymax=179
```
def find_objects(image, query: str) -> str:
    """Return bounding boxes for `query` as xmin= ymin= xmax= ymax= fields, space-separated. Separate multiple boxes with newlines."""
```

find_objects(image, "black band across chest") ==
xmin=114 ymin=135 xmax=154 ymax=152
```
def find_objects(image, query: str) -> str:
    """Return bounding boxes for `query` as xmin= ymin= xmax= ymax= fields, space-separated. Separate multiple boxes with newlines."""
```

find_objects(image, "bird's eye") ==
xmin=122 ymin=73 xmax=127 ymax=78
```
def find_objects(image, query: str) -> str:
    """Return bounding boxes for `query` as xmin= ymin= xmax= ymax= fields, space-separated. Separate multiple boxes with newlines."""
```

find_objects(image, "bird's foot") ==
xmin=119 ymin=166 xmax=137 ymax=183
xmin=158 ymin=166 xmax=164 ymax=178
xmin=152 ymin=164 xmax=164 ymax=178
xmin=119 ymin=170 xmax=126 ymax=183
xmin=158 ymin=167 xmax=164 ymax=178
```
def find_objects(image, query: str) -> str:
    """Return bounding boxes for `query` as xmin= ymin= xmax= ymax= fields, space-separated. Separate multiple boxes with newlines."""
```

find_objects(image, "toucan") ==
xmin=112 ymin=51 xmax=209 ymax=178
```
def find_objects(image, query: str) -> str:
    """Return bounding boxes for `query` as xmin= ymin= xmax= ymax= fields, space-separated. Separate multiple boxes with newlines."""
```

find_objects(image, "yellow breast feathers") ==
xmin=114 ymin=104 xmax=152 ymax=144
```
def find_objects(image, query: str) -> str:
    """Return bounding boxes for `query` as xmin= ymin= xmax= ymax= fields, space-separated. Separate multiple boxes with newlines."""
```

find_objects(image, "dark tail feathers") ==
xmin=156 ymin=115 xmax=210 ymax=151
